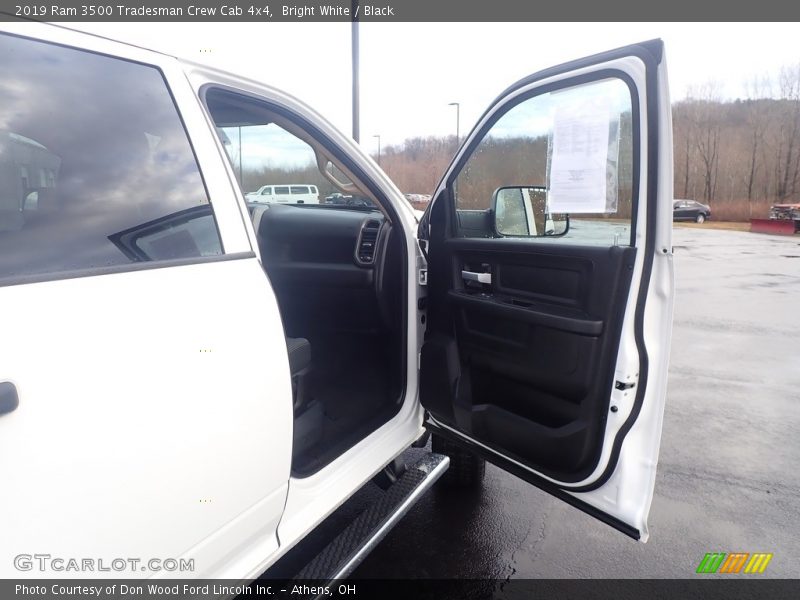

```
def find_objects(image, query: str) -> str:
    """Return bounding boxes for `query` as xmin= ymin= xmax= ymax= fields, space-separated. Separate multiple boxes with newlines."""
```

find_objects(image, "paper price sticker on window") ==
xmin=548 ymin=93 xmax=618 ymax=214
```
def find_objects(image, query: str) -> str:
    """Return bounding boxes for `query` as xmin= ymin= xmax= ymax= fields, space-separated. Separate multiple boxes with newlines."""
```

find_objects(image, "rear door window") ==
xmin=0 ymin=33 xmax=221 ymax=282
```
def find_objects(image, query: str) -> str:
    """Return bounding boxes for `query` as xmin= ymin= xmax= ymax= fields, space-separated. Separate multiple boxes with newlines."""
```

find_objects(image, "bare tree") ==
xmin=382 ymin=64 xmax=800 ymax=221
xmin=672 ymin=101 xmax=695 ymax=198
xmin=686 ymin=81 xmax=724 ymax=203
xmin=774 ymin=63 xmax=800 ymax=200
xmin=743 ymin=75 xmax=772 ymax=206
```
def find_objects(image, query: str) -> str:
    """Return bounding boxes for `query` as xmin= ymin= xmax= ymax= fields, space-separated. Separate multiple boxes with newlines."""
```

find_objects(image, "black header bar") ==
xmin=2 ymin=0 xmax=800 ymax=22
xmin=3 ymin=579 xmax=800 ymax=600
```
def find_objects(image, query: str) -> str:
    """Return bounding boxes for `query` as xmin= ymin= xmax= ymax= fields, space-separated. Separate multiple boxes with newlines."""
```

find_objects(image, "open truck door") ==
xmin=420 ymin=40 xmax=674 ymax=541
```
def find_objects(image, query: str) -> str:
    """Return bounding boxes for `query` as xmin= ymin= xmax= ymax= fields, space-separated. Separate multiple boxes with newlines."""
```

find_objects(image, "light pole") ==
xmin=238 ymin=126 xmax=243 ymax=185
xmin=448 ymin=102 xmax=460 ymax=146
xmin=373 ymin=134 xmax=381 ymax=165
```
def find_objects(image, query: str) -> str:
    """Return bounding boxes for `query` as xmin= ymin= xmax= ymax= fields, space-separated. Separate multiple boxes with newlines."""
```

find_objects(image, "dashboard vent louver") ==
xmin=357 ymin=219 xmax=381 ymax=264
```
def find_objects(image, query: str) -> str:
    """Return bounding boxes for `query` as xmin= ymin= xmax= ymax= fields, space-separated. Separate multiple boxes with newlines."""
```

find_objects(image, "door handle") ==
xmin=0 ymin=382 xmax=19 ymax=416
xmin=462 ymin=270 xmax=492 ymax=285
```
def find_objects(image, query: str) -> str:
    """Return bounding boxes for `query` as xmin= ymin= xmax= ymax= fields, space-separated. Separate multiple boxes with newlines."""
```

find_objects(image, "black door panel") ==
xmin=421 ymin=232 xmax=636 ymax=481
xmin=449 ymin=291 xmax=604 ymax=335
xmin=418 ymin=39 xmax=671 ymax=538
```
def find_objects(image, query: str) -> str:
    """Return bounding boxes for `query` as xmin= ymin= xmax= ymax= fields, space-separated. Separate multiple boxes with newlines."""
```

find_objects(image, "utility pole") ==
xmin=448 ymin=102 xmax=460 ymax=146
xmin=373 ymin=134 xmax=381 ymax=165
xmin=238 ymin=126 xmax=243 ymax=185
xmin=448 ymin=102 xmax=460 ymax=199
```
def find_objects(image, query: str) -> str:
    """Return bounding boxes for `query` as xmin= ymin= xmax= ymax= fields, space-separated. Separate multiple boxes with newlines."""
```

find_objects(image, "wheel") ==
xmin=696 ymin=213 xmax=706 ymax=223
xmin=431 ymin=433 xmax=486 ymax=488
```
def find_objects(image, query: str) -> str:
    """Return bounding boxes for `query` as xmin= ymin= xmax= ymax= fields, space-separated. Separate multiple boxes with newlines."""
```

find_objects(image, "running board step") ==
xmin=294 ymin=452 xmax=449 ymax=583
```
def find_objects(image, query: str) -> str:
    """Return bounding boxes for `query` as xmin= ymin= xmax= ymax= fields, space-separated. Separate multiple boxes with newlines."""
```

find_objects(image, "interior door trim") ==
xmin=448 ymin=290 xmax=603 ymax=335
xmin=426 ymin=416 xmax=641 ymax=540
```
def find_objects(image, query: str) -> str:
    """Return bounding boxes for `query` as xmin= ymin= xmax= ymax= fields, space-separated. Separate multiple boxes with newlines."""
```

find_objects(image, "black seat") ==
xmin=286 ymin=337 xmax=311 ymax=377
xmin=285 ymin=336 xmax=323 ymax=458
xmin=285 ymin=337 xmax=312 ymax=412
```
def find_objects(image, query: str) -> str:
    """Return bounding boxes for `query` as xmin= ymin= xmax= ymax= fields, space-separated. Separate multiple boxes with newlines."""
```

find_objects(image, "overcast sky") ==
xmin=74 ymin=22 xmax=800 ymax=149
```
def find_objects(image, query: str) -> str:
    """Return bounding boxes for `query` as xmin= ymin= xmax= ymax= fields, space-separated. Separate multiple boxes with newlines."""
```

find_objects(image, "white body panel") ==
xmin=567 ymin=55 xmax=675 ymax=542
xmin=0 ymin=259 xmax=293 ymax=578
xmin=0 ymin=22 xmax=293 ymax=579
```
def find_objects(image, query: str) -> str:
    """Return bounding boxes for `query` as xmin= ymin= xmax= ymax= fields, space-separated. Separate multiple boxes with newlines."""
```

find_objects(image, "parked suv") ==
xmin=0 ymin=22 xmax=675 ymax=582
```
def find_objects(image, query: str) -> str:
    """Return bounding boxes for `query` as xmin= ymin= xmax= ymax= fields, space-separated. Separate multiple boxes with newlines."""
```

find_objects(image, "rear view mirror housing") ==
xmin=491 ymin=186 xmax=569 ymax=237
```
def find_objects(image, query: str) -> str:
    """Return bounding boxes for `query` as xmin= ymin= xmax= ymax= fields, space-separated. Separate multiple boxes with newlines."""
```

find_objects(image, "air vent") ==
xmin=356 ymin=219 xmax=381 ymax=264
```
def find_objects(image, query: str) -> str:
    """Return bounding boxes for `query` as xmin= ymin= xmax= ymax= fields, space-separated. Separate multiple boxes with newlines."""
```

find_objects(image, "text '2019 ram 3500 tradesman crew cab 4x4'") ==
xmin=0 ymin=21 xmax=674 ymax=582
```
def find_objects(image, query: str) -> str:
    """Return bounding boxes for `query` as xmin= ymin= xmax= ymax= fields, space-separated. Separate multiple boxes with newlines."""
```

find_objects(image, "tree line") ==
xmin=377 ymin=65 xmax=800 ymax=221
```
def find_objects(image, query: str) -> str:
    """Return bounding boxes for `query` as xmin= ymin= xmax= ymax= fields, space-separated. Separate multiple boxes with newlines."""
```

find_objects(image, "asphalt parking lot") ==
xmin=352 ymin=226 xmax=800 ymax=579
xmin=269 ymin=226 xmax=800 ymax=581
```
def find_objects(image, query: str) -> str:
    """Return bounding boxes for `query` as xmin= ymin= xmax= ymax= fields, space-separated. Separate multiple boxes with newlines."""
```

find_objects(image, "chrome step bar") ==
xmin=294 ymin=452 xmax=449 ymax=585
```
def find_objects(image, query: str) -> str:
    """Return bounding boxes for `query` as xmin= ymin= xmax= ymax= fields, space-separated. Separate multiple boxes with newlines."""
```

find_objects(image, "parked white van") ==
xmin=246 ymin=184 xmax=320 ymax=204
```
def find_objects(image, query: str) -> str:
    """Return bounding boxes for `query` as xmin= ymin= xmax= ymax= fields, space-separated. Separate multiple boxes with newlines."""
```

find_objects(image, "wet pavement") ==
xmin=274 ymin=227 xmax=800 ymax=580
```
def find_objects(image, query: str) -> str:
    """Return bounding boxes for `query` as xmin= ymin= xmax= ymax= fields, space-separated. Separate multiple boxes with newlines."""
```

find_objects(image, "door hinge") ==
xmin=614 ymin=380 xmax=636 ymax=391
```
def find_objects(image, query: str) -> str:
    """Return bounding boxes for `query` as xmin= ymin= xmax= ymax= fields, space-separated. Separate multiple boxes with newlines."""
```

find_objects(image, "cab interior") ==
xmin=205 ymin=88 xmax=407 ymax=476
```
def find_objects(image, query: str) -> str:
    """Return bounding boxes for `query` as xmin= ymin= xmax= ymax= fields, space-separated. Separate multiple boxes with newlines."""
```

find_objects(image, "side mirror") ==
xmin=492 ymin=186 xmax=569 ymax=237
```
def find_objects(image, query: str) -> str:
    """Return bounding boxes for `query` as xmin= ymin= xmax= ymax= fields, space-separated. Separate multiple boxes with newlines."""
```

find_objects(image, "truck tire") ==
xmin=431 ymin=434 xmax=486 ymax=488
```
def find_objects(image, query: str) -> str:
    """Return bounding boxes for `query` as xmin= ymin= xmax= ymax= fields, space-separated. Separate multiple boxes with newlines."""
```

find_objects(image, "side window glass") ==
xmin=217 ymin=116 xmax=320 ymax=204
xmin=0 ymin=34 xmax=221 ymax=282
xmin=453 ymin=77 xmax=635 ymax=246
xmin=207 ymin=88 xmax=376 ymax=209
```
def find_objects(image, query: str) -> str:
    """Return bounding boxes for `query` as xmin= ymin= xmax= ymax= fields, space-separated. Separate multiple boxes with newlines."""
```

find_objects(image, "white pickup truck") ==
xmin=0 ymin=21 xmax=674 ymax=582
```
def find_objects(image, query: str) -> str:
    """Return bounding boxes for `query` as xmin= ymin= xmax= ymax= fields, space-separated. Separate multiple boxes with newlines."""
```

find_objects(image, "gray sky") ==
xmin=74 ymin=22 xmax=800 ymax=149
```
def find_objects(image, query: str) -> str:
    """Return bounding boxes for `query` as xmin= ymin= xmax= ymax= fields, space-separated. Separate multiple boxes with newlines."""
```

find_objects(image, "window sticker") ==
xmin=547 ymin=93 xmax=620 ymax=213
